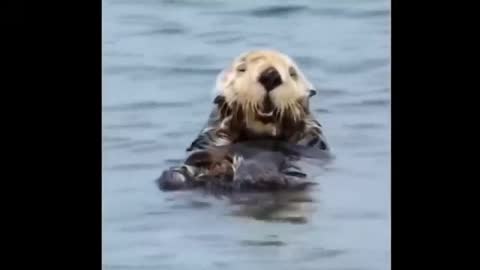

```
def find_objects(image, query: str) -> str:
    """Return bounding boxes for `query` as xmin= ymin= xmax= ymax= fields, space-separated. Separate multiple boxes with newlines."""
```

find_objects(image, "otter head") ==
xmin=214 ymin=50 xmax=317 ymax=137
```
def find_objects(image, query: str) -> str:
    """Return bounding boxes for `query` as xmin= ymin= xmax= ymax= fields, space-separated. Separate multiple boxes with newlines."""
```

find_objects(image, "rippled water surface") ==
xmin=102 ymin=0 xmax=390 ymax=269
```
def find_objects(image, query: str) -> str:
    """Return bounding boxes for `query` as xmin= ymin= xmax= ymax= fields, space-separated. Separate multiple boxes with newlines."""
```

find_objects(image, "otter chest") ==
xmin=246 ymin=120 xmax=278 ymax=136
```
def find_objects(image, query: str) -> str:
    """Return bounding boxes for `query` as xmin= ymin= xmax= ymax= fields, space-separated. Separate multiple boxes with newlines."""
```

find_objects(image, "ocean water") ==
xmin=102 ymin=0 xmax=391 ymax=269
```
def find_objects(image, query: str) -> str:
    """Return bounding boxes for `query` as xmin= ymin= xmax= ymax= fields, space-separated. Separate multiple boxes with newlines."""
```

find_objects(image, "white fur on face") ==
xmin=214 ymin=50 xmax=315 ymax=120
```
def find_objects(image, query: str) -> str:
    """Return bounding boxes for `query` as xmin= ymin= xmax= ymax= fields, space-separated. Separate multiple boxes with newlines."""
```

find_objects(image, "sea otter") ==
xmin=157 ymin=50 xmax=330 ymax=192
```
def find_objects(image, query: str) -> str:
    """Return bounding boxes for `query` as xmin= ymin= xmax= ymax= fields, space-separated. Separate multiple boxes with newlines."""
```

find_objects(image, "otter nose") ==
xmin=258 ymin=67 xmax=282 ymax=92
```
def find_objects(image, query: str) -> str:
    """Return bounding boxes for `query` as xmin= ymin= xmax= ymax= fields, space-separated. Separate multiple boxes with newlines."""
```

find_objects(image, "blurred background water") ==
xmin=102 ymin=0 xmax=391 ymax=269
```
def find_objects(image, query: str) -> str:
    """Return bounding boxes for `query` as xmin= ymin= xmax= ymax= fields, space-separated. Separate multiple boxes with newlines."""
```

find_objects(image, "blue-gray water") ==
xmin=102 ymin=0 xmax=391 ymax=269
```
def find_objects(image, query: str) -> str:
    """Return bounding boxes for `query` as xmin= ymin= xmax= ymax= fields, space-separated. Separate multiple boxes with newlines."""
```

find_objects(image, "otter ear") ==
xmin=213 ymin=66 xmax=235 ymax=97
xmin=213 ymin=95 xmax=225 ymax=105
xmin=309 ymin=89 xmax=317 ymax=98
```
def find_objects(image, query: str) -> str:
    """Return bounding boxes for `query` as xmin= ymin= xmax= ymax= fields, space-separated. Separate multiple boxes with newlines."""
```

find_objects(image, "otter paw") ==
xmin=156 ymin=168 xmax=189 ymax=191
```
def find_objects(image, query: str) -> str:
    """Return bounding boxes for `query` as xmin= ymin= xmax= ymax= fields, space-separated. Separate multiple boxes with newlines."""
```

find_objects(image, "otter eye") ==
xmin=289 ymin=67 xmax=298 ymax=78
xmin=236 ymin=63 xmax=247 ymax=72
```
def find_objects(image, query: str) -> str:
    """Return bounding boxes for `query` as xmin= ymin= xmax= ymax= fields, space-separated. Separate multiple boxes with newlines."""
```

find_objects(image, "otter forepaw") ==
xmin=156 ymin=167 xmax=191 ymax=191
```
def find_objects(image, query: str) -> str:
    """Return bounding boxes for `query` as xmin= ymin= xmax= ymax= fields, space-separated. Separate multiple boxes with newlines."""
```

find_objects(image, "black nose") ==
xmin=258 ymin=67 xmax=282 ymax=92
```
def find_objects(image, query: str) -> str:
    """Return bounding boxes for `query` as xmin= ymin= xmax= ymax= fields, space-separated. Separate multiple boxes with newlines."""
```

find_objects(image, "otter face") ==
xmin=215 ymin=50 xmax=316 ymax=128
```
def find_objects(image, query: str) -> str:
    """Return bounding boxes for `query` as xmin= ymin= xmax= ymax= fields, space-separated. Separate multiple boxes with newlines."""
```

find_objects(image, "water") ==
xmin=102 ymin=0 xmax=391 ymax=269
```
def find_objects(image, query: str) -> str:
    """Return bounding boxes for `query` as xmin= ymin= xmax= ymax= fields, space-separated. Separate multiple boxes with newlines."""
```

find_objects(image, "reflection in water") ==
xmin=228 ymin=190 xmax=316 ymax=224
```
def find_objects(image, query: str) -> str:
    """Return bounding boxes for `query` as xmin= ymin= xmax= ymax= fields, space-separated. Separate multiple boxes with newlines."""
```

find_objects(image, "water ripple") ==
xmin=163 ymin=158 xmax=184 ymax=166
xmin=106 ymin=163 xmax=165 ymax=171
xmin=344 ymin=123 xmax=384 ymax=130
xmin=110 ymin=0 xmax=223 ymax=7
xmin=103 ymin=65 xmax=219 ymax=77
xmin=196 ymin=31 xmax=269 ymax=45
xmin=103 ymin=101 xmax=192 ymax=112
xmin=120 ymin=223 xmax=165 ymax=232
xmin=314 ymin=108 xmax=331 ymax=114
xmin=104 ymin=139 xmax=157 ymax=150
xmin=135 ymin=26 xmax=187 ymax=36
xmin=240 ymin=240 xmax=286 ymax=247
xmin=318 ymin=88 xmax=347 ymax=97
xmin=157 ymin=0 xmax=225 ymax=8
xmin=103 ymin=136 xmax=132 ymax=143
xmin=336 ymin=98 xmax=390 ymax=108
xmin=292 ymin=55 xmax=325 ymax=69
xmin=145 ymin=210 xmax=172 ymax=216
xmin=169 ymin=200 xmax=212 ymax=210
xmin=130 ymin=144 xmax=171 ymax=153
xmin=117 ymin=14 xmax=158 ymax=24
xmin=331 ymin=211 xmax=385 ymax=220
xmin=310 ymin=7 xmax=389 ymax=19
xmin=103 ymin=264 xmax=171 ymax=270
xmin=247 ymin=5 xmax=308 ymax=17
xmin=320 ymin=59 xmax=389 ymax=74
xmin=209 ymin=5 xmax=389 ymax=20
xmin=176 ymin=55 xmax=214 ymax=66
xmin=299 ymin=247 xmax=348 ymax=260
xmin=205 ymin=35 xmax=245 ymax=45
xmin=103 ymin=122 xmax=161 ymax=130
